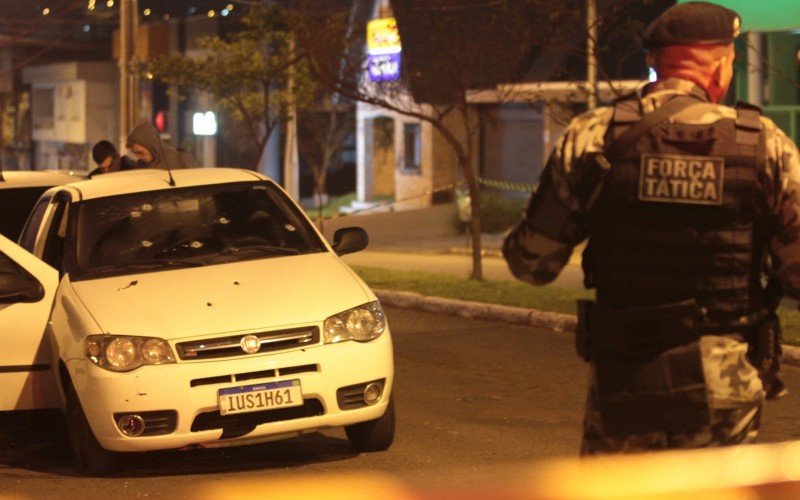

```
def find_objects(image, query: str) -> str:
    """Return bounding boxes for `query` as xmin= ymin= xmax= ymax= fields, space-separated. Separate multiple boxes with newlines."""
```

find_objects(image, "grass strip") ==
xmin=353 ymin=265 xmax=800 ymax=346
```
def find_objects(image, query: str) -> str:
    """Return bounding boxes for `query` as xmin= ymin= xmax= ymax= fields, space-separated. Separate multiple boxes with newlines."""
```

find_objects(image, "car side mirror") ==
xmin=0 ymin=272 xmax=45 ymax=304
xmin=332 ymin=227 xmax=369 ymax=256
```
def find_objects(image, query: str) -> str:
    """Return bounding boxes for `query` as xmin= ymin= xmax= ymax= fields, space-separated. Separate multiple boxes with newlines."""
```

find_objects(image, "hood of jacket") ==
xmin=126 ymin=123 xmax=197 ymax=169
xmin=126 ymin=122 xmax=162 ymax=163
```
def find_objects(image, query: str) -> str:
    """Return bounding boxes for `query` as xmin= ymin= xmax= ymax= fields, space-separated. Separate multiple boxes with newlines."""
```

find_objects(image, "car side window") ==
xmin=19 ymin=198 xmax=50 ymax=252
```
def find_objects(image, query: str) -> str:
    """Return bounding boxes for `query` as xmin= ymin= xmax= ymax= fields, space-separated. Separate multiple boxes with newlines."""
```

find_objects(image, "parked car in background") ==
xmin=0 ymin=170 xmax=83 ymax=241
xmin=0 ymin=167 xmax=394 ymax=475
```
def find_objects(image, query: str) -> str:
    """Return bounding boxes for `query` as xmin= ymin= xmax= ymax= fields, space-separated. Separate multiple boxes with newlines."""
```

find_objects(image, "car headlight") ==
xmin=323 ymin=301 xmax=386 ymax=344
xmin=85 ymin=335 xmax=176 ymax=372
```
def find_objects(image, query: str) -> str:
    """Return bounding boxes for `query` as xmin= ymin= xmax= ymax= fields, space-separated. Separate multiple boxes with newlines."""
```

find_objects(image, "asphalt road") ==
xmin=2 ymin=307 xmax=800 ymax=497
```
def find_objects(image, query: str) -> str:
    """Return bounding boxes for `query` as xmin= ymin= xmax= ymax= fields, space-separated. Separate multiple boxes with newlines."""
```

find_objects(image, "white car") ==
xmin=0 ymin=170 xmax=83 ymax=241
xmin=0 ymin=168 xmax=394 ymax=474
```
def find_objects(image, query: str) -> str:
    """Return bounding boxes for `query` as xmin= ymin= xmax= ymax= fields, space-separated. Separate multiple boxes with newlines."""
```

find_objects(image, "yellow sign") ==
xmin=367 ymin=18 xmax=401 ymax=55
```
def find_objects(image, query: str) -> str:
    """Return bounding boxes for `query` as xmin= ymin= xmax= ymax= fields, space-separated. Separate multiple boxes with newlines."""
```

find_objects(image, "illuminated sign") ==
xmin=367 ymin=17 xmax=401 ymax=82
xmin=192 ymin=111 xmax=217 ymax=136
xmin=368 ymin=53 xmax=401 ymax=82
xmin=678 ymin=0 xmax=800 ymax=32
xmin=367 ymin=18 xmax=401 ymax=55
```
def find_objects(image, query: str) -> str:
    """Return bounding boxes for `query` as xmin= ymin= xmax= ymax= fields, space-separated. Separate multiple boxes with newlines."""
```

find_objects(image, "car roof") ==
xmin=61 ymin=167 xmax=271 ymax=201
xmin=0 ymin=170 xmax=84 ymax=188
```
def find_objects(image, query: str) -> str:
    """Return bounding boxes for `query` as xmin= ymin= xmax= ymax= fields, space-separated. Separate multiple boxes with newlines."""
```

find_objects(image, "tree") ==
xmin=297 ymin=94 xmax=355 ymax=211
xmin=290 ymin=0 xmax=591 ymax=280
xmin=147 ymin=5 xmax=314 ymax=169
xmin=291 ymin=0 xmax=666 ymax=280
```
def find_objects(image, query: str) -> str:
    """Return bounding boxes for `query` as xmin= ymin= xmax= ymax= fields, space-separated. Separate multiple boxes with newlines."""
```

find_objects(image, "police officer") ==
xmin=503 ymin=1 xmax=800 ymax=454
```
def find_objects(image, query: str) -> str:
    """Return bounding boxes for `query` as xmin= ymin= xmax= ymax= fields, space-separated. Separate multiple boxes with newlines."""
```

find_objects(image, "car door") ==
xmin=0 ymin=233 xmax=60 ymax=410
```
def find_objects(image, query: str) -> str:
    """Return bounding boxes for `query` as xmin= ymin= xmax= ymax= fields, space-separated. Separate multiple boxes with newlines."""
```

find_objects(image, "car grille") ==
xmin=176 ymin=327 xmax=319 ymax=360
xmin=337 ymin=379 xmax=385 ymax=410
xmin=190 ymin=364 xmax=319 ymax=388
xmin=191 ymin=398 xmax=325 ymax=439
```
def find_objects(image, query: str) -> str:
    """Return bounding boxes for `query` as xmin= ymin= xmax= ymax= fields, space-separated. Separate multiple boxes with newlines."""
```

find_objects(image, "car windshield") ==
xmin=71 ymin=181 xmax=325 ymax=280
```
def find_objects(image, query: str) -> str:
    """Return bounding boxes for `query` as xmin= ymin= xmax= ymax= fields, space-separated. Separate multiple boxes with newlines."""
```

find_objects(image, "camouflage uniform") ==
xmin=504 ymin=78 xmax=800 ymax=454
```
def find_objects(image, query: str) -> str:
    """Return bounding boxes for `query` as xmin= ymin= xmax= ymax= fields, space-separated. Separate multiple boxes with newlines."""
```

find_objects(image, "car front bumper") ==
xmin=67 ymin=331 xmax=393 ymax=452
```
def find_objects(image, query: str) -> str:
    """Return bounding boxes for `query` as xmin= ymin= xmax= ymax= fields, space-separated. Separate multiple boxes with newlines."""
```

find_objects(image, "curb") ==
xmin=445 ymin=246 xmax=583 ymax=265
xmin=374 ymin=289 xmax=577 ymax=333
xmin=374 ymin=289 xmax=800 ymax=369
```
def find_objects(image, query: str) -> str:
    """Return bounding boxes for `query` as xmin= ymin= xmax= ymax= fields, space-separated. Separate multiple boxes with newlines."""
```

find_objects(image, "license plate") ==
xmin=218 ymin=380 xmax=303 ymax=416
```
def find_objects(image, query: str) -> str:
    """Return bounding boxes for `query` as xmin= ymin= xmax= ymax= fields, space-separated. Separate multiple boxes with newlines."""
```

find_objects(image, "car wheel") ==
xmin=344 ymin=398 xmax=395 ymax=452
xmin=66 ymin=386 xmax=123 ymax=475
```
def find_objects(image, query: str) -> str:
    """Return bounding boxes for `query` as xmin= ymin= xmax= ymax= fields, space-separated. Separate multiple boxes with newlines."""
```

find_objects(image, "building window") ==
xmin=403 ymin=123 xmax=421 ymax=173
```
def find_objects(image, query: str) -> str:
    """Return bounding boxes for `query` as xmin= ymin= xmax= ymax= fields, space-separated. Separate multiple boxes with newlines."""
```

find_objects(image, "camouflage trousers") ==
xmin=581 ymin=335 xmax=765 ymax=455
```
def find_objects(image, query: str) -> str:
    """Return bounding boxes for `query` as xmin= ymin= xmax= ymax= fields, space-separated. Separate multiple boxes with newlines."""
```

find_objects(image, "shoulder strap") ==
xmin=612 ymin=92 xmax=642 ymax=125
xmin=735 ymin=101 xmax=762 ymax=146
xmin=604 ymin=95 xmax=705 ymax=162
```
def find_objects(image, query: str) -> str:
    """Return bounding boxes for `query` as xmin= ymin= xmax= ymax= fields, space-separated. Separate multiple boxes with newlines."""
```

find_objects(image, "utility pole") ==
xmin=586 ymin=0 xmax=597 ymax=110
xmin=282 ymin=37 xmax=299 ymax=200
xmin=747 ymin=32 xmax=763 ymax=106
xmin=119 ymin=0 xmax=139 ymax=149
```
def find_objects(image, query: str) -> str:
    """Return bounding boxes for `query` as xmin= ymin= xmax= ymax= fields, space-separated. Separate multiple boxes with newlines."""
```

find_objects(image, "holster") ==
xmin=750 ymin=311 xmax=787 ymax=400
xmin=590 ymin=299 xmax=710 ymax=436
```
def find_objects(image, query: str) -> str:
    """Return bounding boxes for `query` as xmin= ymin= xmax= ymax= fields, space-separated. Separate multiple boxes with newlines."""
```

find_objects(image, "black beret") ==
xmin=643 ymin=1 xmax=741 ymax=50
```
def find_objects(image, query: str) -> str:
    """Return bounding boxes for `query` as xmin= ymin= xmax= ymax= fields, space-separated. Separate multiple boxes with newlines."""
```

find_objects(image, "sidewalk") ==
xmin=319 ymin=204 xmax=499 ymax=253
xmin=322 ymin=204 xmax=584 ymax=288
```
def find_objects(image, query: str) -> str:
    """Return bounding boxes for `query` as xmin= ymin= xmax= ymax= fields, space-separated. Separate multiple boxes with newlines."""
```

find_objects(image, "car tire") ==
xmin=344 ymin=397 xmax=395 ymax=452
xmin=66 ymin=386 xmax=123 ymax=476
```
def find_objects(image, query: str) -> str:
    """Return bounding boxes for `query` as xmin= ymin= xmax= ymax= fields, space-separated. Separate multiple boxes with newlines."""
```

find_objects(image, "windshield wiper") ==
xmin=79 ymin=259 xmax=203 ymax=278
xmin=219 ymin=244 xmax=301 ymax=256
xmin=130 ymin=259 xmax=205 ymax=268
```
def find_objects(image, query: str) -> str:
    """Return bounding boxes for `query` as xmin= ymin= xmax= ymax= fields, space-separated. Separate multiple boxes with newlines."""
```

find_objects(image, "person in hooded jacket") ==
xmin=126 ymin=122 xmax=199 ymax=170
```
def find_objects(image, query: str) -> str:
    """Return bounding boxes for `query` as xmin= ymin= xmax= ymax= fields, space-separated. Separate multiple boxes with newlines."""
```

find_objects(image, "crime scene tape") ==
xmin=477 ymin=177 xmax=535 ymax=192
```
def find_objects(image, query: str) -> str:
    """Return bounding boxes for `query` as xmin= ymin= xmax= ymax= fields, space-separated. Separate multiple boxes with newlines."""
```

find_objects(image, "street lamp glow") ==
xmin=207 ymin=9 xmax=215 ymax=17
xmin=106 ymin=0 xmax=114 ymax=7
xmin=221 ymin=8 xmax=229 ymax=16
xmin=42 ymin=7 xmax=50 ymax=15
xmin=143 ymin=8 xmax=151 ymax=16
xmin=88 ymin=0 xmax=96 ymax=10
xmin=193 ymin=112 xmax=217 ymax=136
xmin=83 ymin=24 xmax=91 ymax=32
xmin=226 ymin=3 xmax=234 ymax=11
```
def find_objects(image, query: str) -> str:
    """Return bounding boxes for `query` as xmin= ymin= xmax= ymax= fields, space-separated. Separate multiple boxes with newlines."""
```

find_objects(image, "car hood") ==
xmin=70 ymin=252 xmax=372 ymax=340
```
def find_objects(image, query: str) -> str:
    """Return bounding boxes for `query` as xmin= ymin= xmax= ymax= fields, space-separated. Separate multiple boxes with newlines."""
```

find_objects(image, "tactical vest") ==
xmin=583 ymin=93 xmax=769 ymax=336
